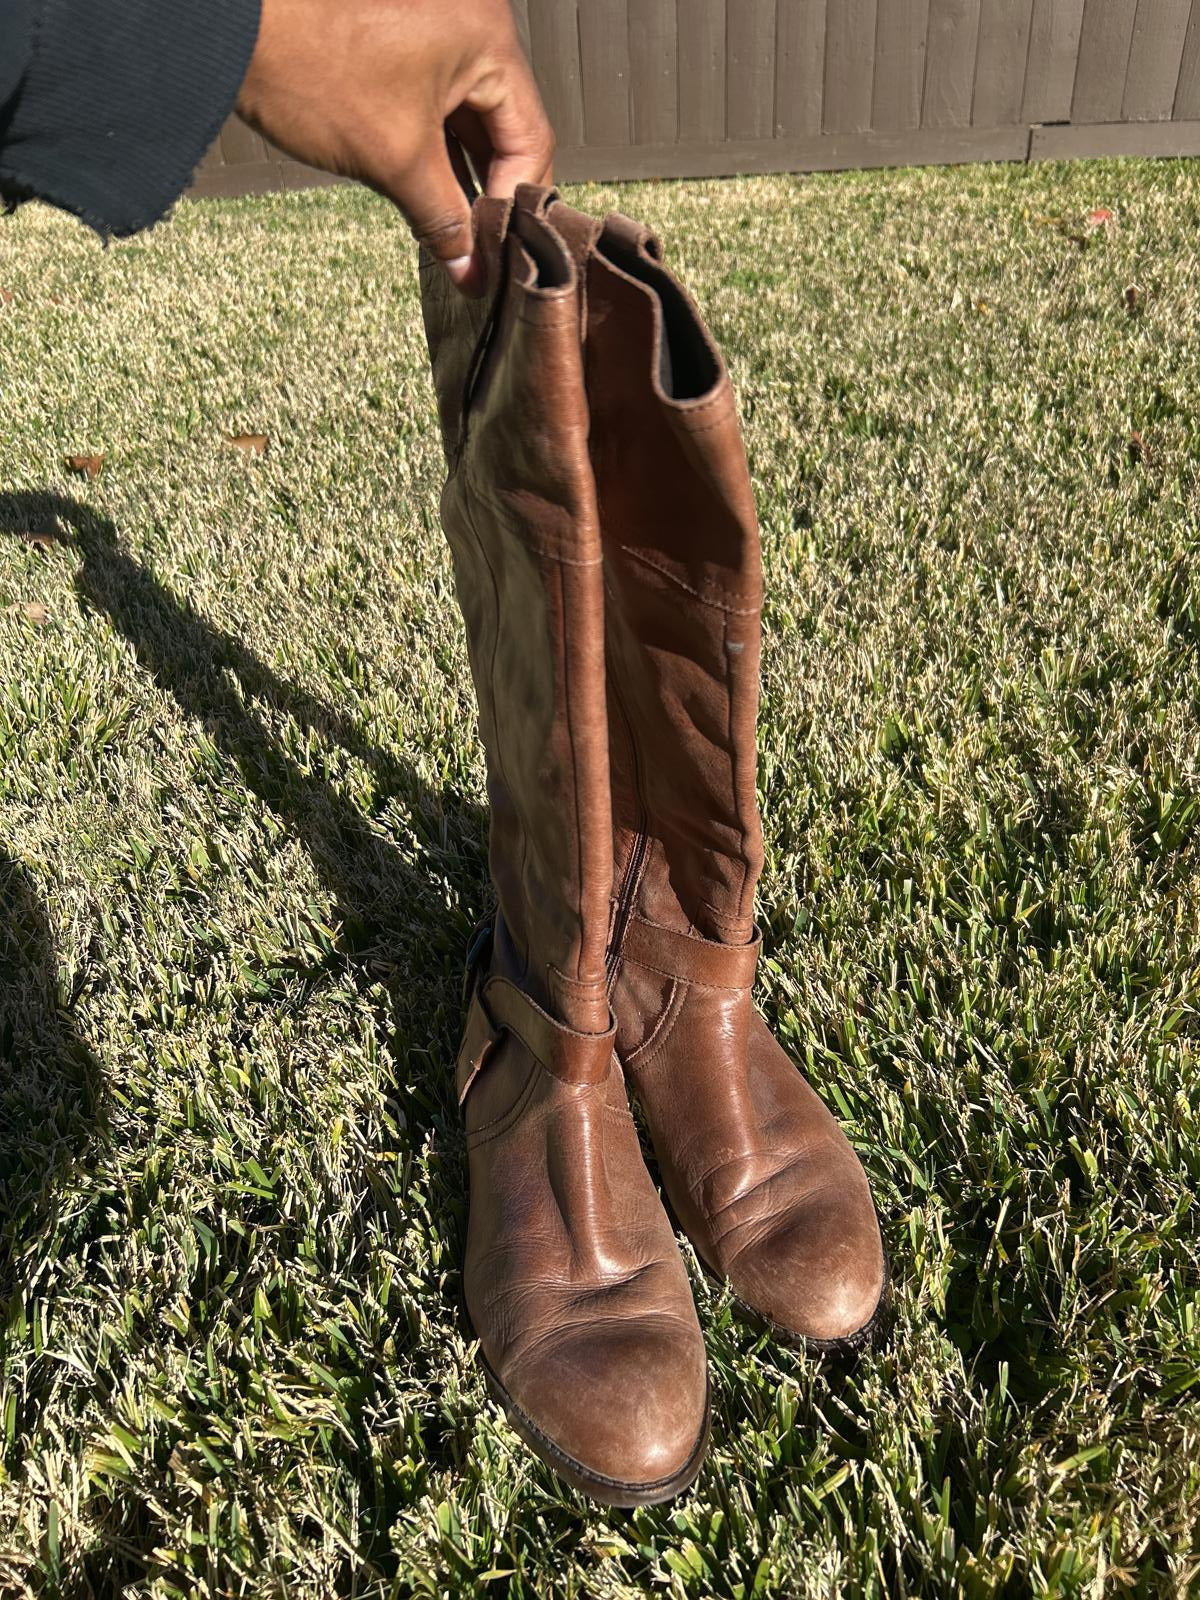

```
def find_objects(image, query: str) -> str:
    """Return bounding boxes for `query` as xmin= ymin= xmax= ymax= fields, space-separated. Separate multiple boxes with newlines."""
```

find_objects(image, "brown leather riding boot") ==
xmin=419 ymin=198 xmax=709 ymax=1502
xmin=529 ymin=187 xmax=888 ymax=1351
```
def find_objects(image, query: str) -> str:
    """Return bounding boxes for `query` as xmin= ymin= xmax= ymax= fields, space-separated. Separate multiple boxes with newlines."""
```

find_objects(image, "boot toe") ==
xmin=499 ymin=1315 xmax=710 ymax=1500
xmin=725 ymin=1178 xmax=886 ymax=1348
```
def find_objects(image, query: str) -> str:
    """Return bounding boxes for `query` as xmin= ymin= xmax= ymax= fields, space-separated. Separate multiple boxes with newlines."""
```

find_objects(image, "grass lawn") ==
xmin=1 ymin=156 xmax=1198 ymax=1597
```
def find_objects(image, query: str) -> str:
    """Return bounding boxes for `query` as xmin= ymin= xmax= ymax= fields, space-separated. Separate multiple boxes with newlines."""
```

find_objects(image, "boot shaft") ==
xmin=420 ymin=201 xmax=612 ymax=1031
xmin=531 ymin=190 xmax=766 ymax=947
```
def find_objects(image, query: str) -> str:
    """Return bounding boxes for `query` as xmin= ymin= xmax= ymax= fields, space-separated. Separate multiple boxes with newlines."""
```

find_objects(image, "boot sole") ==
xmin=462 ymin=1295 xmax=711 ymax=1507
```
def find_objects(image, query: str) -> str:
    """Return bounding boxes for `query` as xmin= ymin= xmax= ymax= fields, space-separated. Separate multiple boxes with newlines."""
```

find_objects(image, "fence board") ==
xmin=924 ymin=0 xmax=982 ymax=127
xmin=219 ymin=120 xmax=268 ymax=165
xmin=775 ymin=0 xmax=827 ymax=135
xmin=579 ymin=0 xmax=631 ymax=143
xmin=1072 ymin=0 xmax=1137 ymax=124
xmin=1175 ymin=0 xmax=1200 ymax=115
xmin=629 ymin=0 xmax=678 ymax=144
xmin=1124 ymin=0 xmax=1191 ymax=120
xmin=528 ymin=0 xmax=586 ymax=147
xmin=1030 ymin=116 xmax=1200 ymax=157
xmin=1022 ymin=0 xmax=1084 ymax=122
xmin=510 ymin=0 xmax=532 ymax=57
xmin=559 ymin=123 xmax=1027 ymax=180
xmin=823 ymin=0 xmax=876 ymax=132
xmin=872 ymin=0 xmax=930 ymax=131
xmin=678 ymin=0 xmax=727 ymax=141
xmin=728 ymin=0 xmax=778 ymax=138
xmin=191 ymin=0 xmax=1200 ymax=202
xmin=190 ymin=160 xmax=343 ymax=199
xmin=973 ymin=0 xmax=1033 ymax=126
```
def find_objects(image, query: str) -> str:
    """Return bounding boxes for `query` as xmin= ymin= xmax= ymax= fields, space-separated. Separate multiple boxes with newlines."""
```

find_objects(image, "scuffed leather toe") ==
xmin=500 ymin=1313 xmax=710 ymax=1496
xmin=722 ymin=1173 xmax=886 ymax=1347
xmin=622 ymin=959 xmax=889 ymax=1355
xmin=462 ymin=1022 xmax=712 ymax=1505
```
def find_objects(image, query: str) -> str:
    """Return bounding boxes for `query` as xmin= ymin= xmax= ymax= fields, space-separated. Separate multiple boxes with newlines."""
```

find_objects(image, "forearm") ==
xmin=0 ymin=0 xmax=261 ymax=237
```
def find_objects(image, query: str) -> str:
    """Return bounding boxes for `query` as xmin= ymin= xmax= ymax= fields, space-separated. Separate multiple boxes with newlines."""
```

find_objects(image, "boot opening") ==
xmin=511 ymin=208 xmax=573 ymax=293
xmin=595 ymin=230 xmax=720 ymax=403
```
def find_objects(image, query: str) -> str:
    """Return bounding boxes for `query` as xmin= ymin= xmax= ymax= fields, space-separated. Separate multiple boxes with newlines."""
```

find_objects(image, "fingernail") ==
xmin=446 ymin=255 xmax=473 ymax=283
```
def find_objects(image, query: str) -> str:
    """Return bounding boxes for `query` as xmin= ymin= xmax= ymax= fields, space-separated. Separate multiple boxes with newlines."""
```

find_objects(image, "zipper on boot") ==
xmin=605 ymin=683 xmax=649 ymax=988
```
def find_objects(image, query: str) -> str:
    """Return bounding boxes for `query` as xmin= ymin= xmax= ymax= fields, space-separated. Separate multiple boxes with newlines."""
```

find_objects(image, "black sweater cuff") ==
xmin=0 ymin=0 xmax=262 ymax=238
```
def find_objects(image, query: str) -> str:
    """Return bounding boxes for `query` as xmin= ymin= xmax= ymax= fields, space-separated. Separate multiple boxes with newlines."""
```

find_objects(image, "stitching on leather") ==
xmin=517 ymin=304 xmax=576 ymax=329
xmin=598 ymin=1098 xmax=638 ymax=1129
xmin=701 ymin=902 xmax=752 ymax=933
xmin=548 ymin=961 xmax=609 ymax=1030
xmin=620 ymin=546 xmax=761 ymax=615
xmin=488 ymin=980 xmax=616 ymax=1088
xmin=621 ymin=953 xmax=747 ymax=993
xmin=469 ymin=1063 xmax=625 ymax=1148
xmin=668 ymin=386 xmax=734 ymax=421
xmin=624 ymin=978 xmax=686 ymax=1072
xmin=464 ymin=475 xmax=603 ymax=567
xmin=670 ymin=409 xmax=740 ymax=438
xmin=461 ymin=494 xmax=529 ymax=979
xmin=623 ymin=911 xmax=759 ymax=978
xmin=722 ymin=604 xmax=754 ymax=926
xmin=466 ymin=1057 xmax=540 ymax=1146
xmin=557 ymin=557 xmax=591 ymax=1010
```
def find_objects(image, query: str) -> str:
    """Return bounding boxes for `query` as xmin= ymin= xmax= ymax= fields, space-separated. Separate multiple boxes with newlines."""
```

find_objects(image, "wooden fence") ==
xmin=189 ymin=0 xmax=1200 ymax=199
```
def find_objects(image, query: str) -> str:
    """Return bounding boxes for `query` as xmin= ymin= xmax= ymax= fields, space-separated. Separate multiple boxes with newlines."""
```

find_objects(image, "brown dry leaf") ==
xmin=19 ymin=531 xmax=57 ymax=554
xmin=1128 ymin=431 xmax=1148 ymax=464
xmin=1125 ymin=283 xmax=1141 ymax=311
xmin=65 ymin=453 xmax=104 ymax=480
xmin=0 ymin=288 xmax=12 ymax=305
xmin=5 ymin=601 xmax=49 ymax=623
xmin=228 ymin=433 xmax=269 ymax=456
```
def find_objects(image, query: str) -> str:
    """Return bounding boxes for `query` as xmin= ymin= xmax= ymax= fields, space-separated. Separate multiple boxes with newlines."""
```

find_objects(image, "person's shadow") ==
xmin=0 ymin=491 xmax=490 ymax=1559
xmin=0 ymin=844 xmax=107 ymax=1469
xmin=1 ymin=492 xmax=489 ymax=1109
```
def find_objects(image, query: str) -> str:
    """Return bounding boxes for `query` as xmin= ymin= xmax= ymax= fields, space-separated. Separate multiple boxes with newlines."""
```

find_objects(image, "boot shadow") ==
xmin=1 ymin=491 xmax=488 ymax=1147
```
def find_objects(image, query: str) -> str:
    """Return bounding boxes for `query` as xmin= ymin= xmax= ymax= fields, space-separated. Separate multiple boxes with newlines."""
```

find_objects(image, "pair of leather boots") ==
xmin=420 ymin=186 xmax=886 ymax=1506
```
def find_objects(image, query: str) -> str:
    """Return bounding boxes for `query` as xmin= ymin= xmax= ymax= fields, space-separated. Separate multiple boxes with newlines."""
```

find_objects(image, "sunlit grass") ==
xmin=1 ymin=159 xmax=1197 ymax=1596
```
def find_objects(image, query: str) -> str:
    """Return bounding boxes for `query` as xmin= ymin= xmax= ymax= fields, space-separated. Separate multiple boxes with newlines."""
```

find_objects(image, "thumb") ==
xmin=395 ymin=130 xmax=480 ymax=293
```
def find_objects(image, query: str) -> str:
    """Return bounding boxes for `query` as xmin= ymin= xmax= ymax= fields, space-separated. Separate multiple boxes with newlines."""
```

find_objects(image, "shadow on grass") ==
xmin=0 ymin=491 xmax=490 ymax=1584
xmin=0 ymin=846 xmax=108 ymax=1469
xmin=1 ymin=492 xmax=489 ymax=1117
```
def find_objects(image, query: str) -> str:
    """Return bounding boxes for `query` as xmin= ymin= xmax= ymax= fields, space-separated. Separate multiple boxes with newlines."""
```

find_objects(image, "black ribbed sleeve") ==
xmin=1 ymin=0 xmax=36 ymax=109
xmin=0 ymin=0 xmax=262 ymax=237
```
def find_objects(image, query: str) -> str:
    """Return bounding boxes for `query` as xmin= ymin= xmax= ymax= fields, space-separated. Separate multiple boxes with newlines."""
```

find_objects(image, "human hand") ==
xmin=236 ymin=0 xmax=554 ymax=293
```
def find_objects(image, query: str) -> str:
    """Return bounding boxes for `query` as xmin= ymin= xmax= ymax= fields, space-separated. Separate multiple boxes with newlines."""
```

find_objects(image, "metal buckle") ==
xmin=456 ymin=977 xmax=505 ymax=1107
xmin=462 ymin=917 xmax=494 ymax=1005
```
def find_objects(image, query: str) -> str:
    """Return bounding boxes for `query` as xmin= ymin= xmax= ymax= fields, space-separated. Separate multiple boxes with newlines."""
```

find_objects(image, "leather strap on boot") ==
xmin=457 ymin=975 xmax=616 ymax=1106
xmin=619 ymin=913 xmax=761 ymax=991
